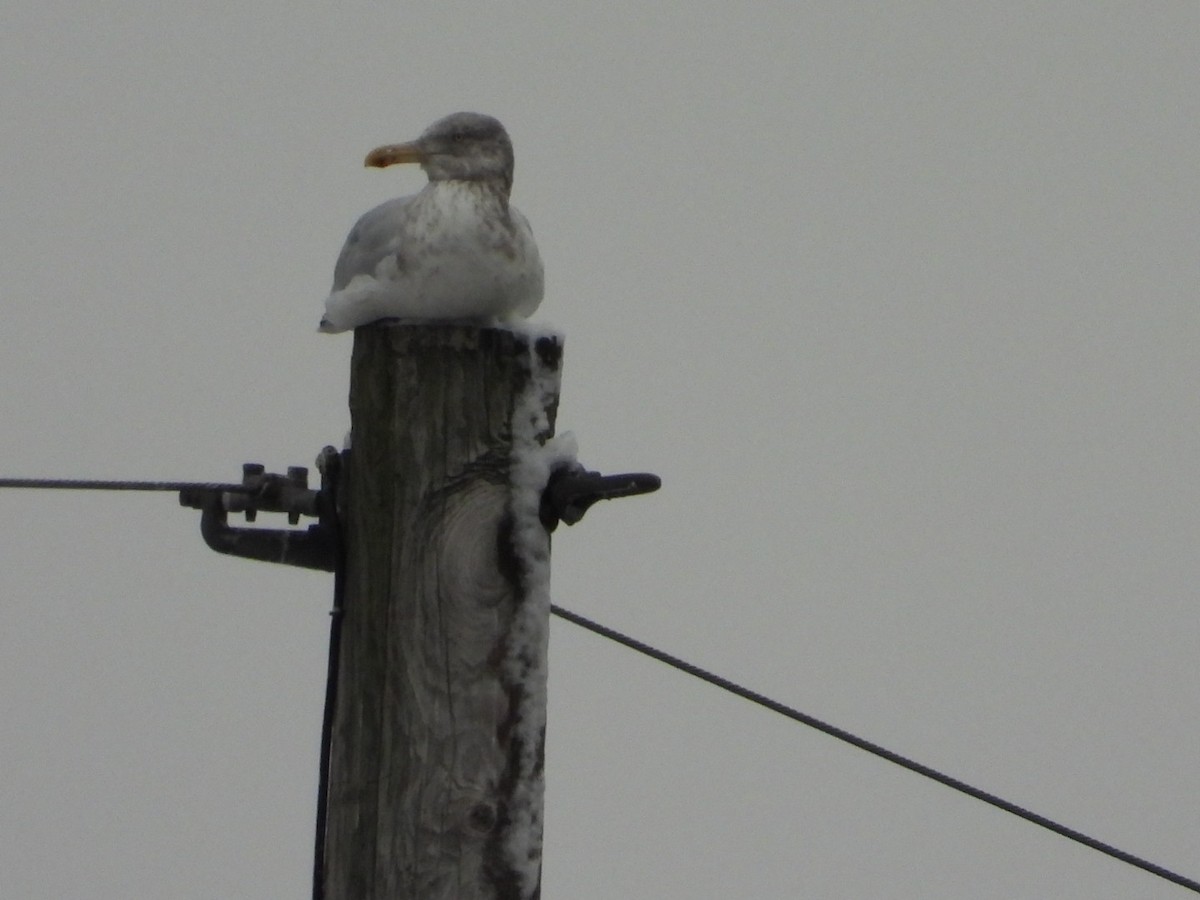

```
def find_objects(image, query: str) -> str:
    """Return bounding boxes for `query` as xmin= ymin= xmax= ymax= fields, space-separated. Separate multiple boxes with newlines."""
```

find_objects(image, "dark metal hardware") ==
xmin=178 ymin=447 xmax=342 ymax=571
xmin=540 ymin=464 xmax=661 ymax=531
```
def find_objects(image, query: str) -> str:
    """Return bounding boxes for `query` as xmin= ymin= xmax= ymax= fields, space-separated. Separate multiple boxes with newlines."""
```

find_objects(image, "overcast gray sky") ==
xmin=2 ymin=2 xmax=1198 ymax=897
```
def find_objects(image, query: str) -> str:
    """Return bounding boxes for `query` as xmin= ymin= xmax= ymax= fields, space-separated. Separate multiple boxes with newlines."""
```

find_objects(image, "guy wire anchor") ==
xmin=178 ymin=447 xmax=343 ymax=572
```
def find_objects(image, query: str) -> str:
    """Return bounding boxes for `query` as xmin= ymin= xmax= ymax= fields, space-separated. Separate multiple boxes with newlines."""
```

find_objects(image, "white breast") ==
xmin=320 ymin=181 xmax=543 ymax=333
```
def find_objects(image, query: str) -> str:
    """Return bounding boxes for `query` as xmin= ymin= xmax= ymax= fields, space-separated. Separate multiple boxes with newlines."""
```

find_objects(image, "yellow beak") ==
xmin=364 ymin=141 xmax=425 ymax=168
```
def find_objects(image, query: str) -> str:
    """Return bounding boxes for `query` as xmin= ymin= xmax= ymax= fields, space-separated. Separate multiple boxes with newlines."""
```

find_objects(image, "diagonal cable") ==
xmin=550 ymin=603 xmax=1200 ymax=895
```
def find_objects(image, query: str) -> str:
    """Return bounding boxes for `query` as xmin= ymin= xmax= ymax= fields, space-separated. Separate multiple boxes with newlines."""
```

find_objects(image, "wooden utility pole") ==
xmin=321 ymin=324 xmax=562 ymax=900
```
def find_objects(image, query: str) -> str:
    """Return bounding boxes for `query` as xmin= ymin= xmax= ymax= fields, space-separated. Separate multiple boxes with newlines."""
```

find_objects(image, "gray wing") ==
xmin=508 ymin=206 xmax=544 ymax=317
xmin=331 ymin=196 xmax=415 ymax=291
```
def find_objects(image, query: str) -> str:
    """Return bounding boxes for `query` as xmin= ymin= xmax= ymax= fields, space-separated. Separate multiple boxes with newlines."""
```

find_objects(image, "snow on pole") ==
xmin=322 ymin=323 xmax=567 ymax=900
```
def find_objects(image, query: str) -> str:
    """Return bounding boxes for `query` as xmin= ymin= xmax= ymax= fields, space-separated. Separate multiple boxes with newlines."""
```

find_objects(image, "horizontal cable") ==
xmin=550 ymin=603 xmax=1200 ymax=895
xmin=0 ymin=477 xmax=251 ymax=493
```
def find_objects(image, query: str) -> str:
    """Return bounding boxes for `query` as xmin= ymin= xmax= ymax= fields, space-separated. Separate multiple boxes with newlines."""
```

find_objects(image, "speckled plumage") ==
xmin=320 ymin=113 xmax=543 ymax=333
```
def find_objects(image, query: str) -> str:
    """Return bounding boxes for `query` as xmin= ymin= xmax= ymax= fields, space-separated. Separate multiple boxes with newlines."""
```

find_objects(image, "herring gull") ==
xmin=319 ymin=112 xmax=543 ymax=333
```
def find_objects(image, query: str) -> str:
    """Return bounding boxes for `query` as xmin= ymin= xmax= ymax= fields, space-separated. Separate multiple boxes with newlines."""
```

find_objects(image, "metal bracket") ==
xmin=540 ymin=463 xmax=661 ymax=531
xmin=179 ymin=447 xmax=342 ymax=571
xmin=179 ymin=449 xmax=657 ymax=566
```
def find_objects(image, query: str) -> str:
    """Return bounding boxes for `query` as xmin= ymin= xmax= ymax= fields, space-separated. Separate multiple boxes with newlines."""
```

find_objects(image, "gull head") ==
xmin=364 ymin=112 xmax=515 ymax=193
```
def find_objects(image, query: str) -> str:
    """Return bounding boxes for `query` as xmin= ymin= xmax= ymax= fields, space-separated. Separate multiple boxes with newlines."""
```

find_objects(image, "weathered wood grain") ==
xmin=323 ymin=324 xmax=560 ymax=900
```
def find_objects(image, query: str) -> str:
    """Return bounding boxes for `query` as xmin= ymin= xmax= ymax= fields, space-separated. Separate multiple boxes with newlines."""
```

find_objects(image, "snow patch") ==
xmin=502 ymin=326 xmax=573 ymax=897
